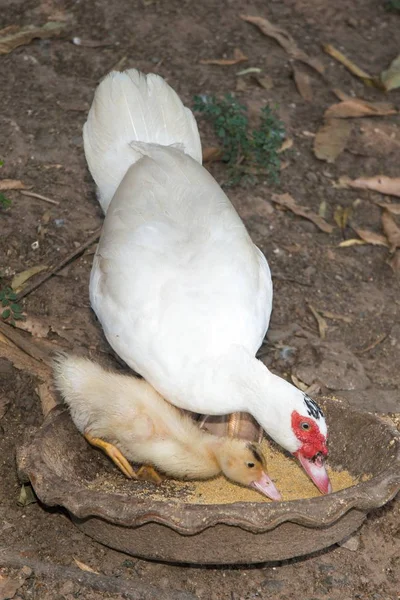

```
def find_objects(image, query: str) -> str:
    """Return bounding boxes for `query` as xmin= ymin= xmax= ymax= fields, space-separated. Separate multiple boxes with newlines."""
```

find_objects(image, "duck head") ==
xmin=216 ymin=439 xmax=282 ymax=501
xmin=269 ymin=386 xmax=331 ymax=494
xmin=291 ymin=398 xmax=331 ymax=494
xmin=236 ymin=360 xmax=332 ymax=495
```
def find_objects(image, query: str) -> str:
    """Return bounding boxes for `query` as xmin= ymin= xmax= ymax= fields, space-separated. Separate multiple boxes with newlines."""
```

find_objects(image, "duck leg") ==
xmin=84 ymin=432 xmax=136 ymax=478
xmin=136 ymin=465 xmax=164 ymax=484
xmin=83 ymin=432 xmax=163 ymax=484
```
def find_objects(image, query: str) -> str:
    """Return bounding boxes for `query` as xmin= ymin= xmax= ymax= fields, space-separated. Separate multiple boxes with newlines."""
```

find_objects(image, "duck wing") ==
xmin=90 ymin=144 xmax=272 ymax=401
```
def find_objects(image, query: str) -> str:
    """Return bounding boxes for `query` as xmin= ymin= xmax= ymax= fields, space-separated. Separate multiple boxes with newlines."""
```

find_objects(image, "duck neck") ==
xmin=207 ymin=348 xmax=302 ymax=454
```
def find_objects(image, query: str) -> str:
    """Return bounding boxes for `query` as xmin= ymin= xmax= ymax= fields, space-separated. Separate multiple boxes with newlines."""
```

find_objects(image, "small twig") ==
xmin=308 ymin=304 xmax=328 ymax=340
xmin=16 ymin=228 xmax=101 ymax=301
xmin=0 ymin=548 xmax=197 ymax=600
xmin=0 ymin=321 xmax=52 ymax=365
xmin=0 ymin=334 xmax=51 ymax=382
xmin=256 ymin=346 xmax=270 ymax=359
xmin=19 ymin=190 xmax=60 ymax=205
xmin=102 ymin=53 xmax=129 ymax=80
xmin=110 ymin=54 xmax=127 ymax=71
xmin=273 ymin=273 xmax=313 ymax=287
xmin=358 ymin=333 xmax=387 ymax=354
xmin=0 ymin=323 xmax=67 ymax=417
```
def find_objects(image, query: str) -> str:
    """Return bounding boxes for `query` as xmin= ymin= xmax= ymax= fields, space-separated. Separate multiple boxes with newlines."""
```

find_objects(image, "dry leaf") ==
xmin=308 ymin=305 xmax=328 ymax=339
xmin=47 ymin=10 xmax=74 ymax=23
xmin=309 ymin=382 xmax=322 ymax=395
xmin=293 ymin=65 xmax=313 ymax=102
xmin=240 ymin=14 xmax=324 ymax=74
xmin=334 ymin=206 xmax=352 ymax=230
xmin=338 ymin=239 xmax=366 ymax=247
xmin=291 ymin=373 xmax=309 ymax=392
xmin=0 ymin=571 xmax=28 ymax=600
xmin=202 ymin=147 xmax=223 ymax=162
xmin=375 ymin=202 xmax=400 ymax=215
xmin=236 ymin=77 xmax=248 ymax=92
xmin=0 ymin=25 xmax=19 ymax=36
xmin=333 ymin=175 xmax=352 ymax=189
xmin=381 ymin=54 xmax=400 ymax=92
xmin=319 ymin=200 xmax=327 ymax=218
xmin=11 ymin=265 xmax=48 ymax=292
xmin=359 ymin=333 xmax=387 ymax=354
xmin=388 ymin=250 xmax=400 ymax=272
xmin=331 ymin=88 xmax=351 ymax=101
xmin=271 ymin=193 xmax=333 ymax=233
xmin=0 ymin=339 xmax=50 ymax=383
xmin=320 ymin=310 xmax=352 ymax=323
xmin=14 ymin=316 xmax=50 ymax=338
xmin=72 ymin=37 xmax=113 ymax=48
xmin=322 ymin=44 xmax=381 ymax=88
xmin=36 ymin=382 xmax=58 ymax=416
xmin=236 ymin=67 xmax=261 ymax=76
xmin=324 ymin=99 xmax=397 ymax=119
xmin=354 ymin=228 xmax=389 ymax=247
xmin=73 ymin=558 xmax=99 ymax=574
xmin=382 ymin=210 xmax=400 ymax=253
xmin=252 ymin=74 xmax=274 ymax=90
xmin=0 ymin=22 xmax=67 ymax=55
xmin=0 ymin=179 xmax=26 ymax=191
xmin=291 ymin=375 xmax=319 ymax=395
xmin=278 ymin=138 xmax=293 ymax=153
xmin=0 ymin=398 xmax=10 ymax=421
xmin=347 ymin=175 xmax=400 ymax=198
xmin=200 ymin=48 xmax=248 ymax=66
xmin=314 ymin=119 xmax=352 ymax=163
xmin=280 ymin=160 xmax=289 ymax=171
xmin=17 ymin=484 xmax=37 ymax=507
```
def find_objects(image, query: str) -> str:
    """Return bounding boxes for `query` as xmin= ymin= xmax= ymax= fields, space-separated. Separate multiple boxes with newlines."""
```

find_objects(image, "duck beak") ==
xmin=251 ymin=471 xmax=282 ymax=501
xmin=295 ymin=451 xmax=332 ymax=494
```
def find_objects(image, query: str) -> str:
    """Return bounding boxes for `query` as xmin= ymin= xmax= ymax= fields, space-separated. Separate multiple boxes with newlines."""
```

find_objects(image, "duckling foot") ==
xmin=136 ymin=465 xmax=164 ymax=485
xmin=84 ymin=432 xmax=136 ymax=479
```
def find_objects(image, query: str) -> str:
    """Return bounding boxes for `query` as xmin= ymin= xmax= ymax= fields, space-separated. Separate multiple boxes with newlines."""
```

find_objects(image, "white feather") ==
xmin=83 ymin=69 xmax=202 ymax=213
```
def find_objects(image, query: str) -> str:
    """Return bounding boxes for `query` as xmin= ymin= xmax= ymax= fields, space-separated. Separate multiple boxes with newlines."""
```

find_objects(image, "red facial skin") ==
xmin=291 ymin=411 xmax=328 ymax=459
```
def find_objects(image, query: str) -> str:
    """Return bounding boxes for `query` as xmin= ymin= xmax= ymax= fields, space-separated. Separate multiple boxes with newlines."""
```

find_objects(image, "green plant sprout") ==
xmin=0 ymin=287 xmax=24 ymax=325
xmin=385 ymin=0 xmax=400 ymax=12
xmin=193 ymin=94 xmax=285 ymax=186
xmin=0 ymin=193 xmax=12 ymax=209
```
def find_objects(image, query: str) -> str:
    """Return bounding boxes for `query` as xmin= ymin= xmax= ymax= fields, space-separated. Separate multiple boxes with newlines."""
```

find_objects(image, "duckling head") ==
xmin=216 ymin=440 xmax=281 ymax=501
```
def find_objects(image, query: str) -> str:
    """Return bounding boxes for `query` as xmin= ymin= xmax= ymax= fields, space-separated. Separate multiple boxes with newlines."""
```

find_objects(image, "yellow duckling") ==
xmin=53 ymin=354 xmax=281 ymax=501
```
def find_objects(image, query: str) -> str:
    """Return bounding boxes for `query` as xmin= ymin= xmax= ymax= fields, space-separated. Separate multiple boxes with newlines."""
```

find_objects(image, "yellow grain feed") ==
xmin=88 ymin=439 xmax=362 ymax=504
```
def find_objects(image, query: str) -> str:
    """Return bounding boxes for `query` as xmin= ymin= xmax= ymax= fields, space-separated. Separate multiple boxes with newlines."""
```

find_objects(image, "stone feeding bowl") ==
xmin=22 ymin=398 xmax=400 ymax=565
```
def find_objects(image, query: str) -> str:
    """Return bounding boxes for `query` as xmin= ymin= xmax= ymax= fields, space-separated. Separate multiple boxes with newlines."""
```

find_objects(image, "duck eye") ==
xmin=301 ymin=422 xmax=310 ymax=430
xmin=247 ymin=462 xmax=255 ymax=468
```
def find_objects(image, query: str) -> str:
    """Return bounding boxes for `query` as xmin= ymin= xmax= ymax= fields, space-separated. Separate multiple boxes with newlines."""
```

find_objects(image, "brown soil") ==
xmin=0 ymin=0 xmax=399 ymax=599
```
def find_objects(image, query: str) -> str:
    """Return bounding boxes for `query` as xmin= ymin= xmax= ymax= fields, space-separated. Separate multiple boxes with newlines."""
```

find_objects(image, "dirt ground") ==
xmin=1 ymin=0 xmax=400 ymax=598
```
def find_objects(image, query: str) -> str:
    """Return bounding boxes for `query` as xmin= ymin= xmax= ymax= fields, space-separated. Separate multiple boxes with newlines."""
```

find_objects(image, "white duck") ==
xmin=53 ymin=354 xmax=281 ymax=500
xmin=83 ymin=69 xmax=331 ymax=494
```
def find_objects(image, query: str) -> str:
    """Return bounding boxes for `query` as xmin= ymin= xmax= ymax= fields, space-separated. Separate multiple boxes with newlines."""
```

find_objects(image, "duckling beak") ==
xmin=251 ymin=472 xmax=282 ymax=501
xmin=295 ymin=451 xmax=332 ymax=494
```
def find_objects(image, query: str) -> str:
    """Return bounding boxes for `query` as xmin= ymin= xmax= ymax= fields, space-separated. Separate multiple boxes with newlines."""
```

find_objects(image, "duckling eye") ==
xmin=247 ymin=462 xmax=255 ymax=468
xmin=301 ymin=422 xmax=310 ymax=430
